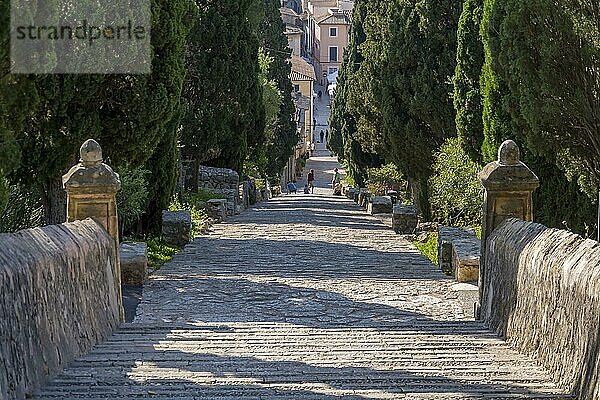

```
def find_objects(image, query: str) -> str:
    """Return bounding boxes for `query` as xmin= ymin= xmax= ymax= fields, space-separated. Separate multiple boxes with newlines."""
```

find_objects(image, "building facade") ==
xmin=313 ymin=8 xmax=350 ymax=86
xmin=290 ymin=54 xmax=316 ymax=154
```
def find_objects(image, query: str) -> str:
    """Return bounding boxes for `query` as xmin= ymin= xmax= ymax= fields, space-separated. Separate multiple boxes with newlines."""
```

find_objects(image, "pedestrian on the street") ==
xmin=332 ymin=168 xmax=341 ymax=195
xmin=318 ymin=90 xmax=322 ymax=99
xmin=325 ymin=129 xmax=329 ymax=141
xmin=307 ymin=169 xmax=315 ymax=193
xmin=320 ymin=130 xmax=324 ymax=143
xmin=310 ymin=142 xmax=315 ymax=157
xmin=287 ymin=181 xmax=297 ymax=194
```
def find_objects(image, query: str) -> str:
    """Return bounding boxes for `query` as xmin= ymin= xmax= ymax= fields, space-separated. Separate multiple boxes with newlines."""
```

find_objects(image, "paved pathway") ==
xmin=36 ymin=156 xmax=569 ymax=399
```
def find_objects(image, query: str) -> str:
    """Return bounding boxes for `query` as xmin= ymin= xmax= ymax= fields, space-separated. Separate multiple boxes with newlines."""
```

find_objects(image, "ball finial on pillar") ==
xmin=498 ymin=140 xmax=520 ymax=166
xmin=80 ymin=139 xmax=103 ymax=167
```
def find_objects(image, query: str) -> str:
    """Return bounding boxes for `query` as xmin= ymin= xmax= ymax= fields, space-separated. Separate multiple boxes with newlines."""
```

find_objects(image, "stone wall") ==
xmin=198 ymin=166 xmax=240 ymax=215
xmin=483 ymin=218 xmax=600 ymax=399
xmin=0 ymin=219 xmax=121 ymax=400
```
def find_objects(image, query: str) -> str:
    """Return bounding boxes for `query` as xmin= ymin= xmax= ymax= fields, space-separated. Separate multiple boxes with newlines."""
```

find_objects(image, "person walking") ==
xmin=319 ymin=130 xmax=325 ymax=143
xmin=310 ymin=142 xmax=315 ymax=157
xmin=307 ymin=169 xmax=315 ymax=193
xmin=332 ymin=168 xmax=341 ymax=195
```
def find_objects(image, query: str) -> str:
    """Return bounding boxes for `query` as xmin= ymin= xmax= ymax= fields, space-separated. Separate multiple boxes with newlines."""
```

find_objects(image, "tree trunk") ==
xmin=40 ymin=176 xmax=67 ymax=225
xmin=408 ymin=175 xmax=432 ymax=222
xmin=189 ymin=158 xmax=200 ymax=192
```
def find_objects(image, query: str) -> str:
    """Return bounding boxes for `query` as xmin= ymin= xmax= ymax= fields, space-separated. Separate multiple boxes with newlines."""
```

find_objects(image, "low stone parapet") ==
xmin=484 ymin=218 xmax=600 ymax=399
xmin=0 ymin=220 xmax=121 ymax=399
xmin=452 ymin=238 xmax=480 ymax=282
xmin=162 ymin=210 xmax=192 ymax=247
xmin=437 ymin=226 xmax=480 ymax=282
xmin=358 ymin=188 xmax=370 ymax=208
xmin=368 ymin=196 xmax=393 ymax=214
xmin=206 ymin=198 xmax=227 ymax=222
xmin=120 ymin=242 xmax=148 ymax=285
xmin=346 ymin=187 xmax=357 ymax=200
xmin=198 ymin=166 xmax=240 ymax=215
xmin=392 ymin=204 xmax=418 ymax=234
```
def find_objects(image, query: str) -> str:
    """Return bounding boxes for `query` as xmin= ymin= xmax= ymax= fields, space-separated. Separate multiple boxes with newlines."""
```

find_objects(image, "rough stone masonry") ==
xmin=198 ymin=165 xmax=239 ymax=215
xmin=484 ymin=218 xmax=600 ymax=400
xmin=0 ymin=220 xmax=121 ymax=400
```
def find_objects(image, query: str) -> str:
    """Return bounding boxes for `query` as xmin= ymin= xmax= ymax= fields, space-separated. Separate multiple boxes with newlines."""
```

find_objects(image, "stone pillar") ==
xmin=477 ymin=140 xmax=539 ymax=318
xmin=63 ymin=139 xmax=124 ymax=321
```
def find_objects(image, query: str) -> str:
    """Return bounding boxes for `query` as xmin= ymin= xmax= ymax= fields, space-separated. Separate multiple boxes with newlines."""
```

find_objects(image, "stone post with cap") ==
xmin=476 ymin=140 xmax=539 ymax=319
xmin=63 ymin=139 xmax=124 ymax=321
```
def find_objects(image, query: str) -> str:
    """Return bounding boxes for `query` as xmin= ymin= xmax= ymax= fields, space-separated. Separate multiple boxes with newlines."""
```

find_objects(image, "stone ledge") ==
xmin=120 ymin=242 xmax=148 ymax=285
xmin=393 ymin=204 xmax=418 ymax=234
xmin=162 ymin=210 xmax=192 ymax=247
xmin=484 ymin=218 xmax=600 ymax=399
xmin=368 ymin=196 xmax=392 ymax=215
xmin=452 ymin=238 xmax=480 ymax=283
xmin=0 ymin=219 xmax=121 ymax=399
xmin=437 ymin=226 xmax=480 ymax=282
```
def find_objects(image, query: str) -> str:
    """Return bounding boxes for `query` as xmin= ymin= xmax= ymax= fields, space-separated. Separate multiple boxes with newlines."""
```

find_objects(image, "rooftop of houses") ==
xmin=285 ymin=26 xmax=304 ymax=35
xmin=290 ymin=55 xmax=316 ymax=81
xmin=316 ymin=8 xmax=351 ymax=25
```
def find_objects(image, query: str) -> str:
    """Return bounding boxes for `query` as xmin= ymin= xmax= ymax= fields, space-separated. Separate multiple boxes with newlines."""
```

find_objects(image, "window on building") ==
xmin=330 ymin=27 xmax=338 ymax=37
xmin=329 ymin=46 xmax=338 ymax=62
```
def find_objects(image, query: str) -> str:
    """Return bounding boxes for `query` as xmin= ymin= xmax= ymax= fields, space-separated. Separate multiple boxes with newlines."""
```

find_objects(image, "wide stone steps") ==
xmin=36 ymin=323 xmax=569 ymax=399
xmin=35 ymin=168 xmax=570 ymax=399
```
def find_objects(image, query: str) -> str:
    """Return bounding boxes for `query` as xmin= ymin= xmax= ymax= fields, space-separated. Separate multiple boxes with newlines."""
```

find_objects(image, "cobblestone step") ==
xmin=35 ymin=166 xmax=570 ymax=399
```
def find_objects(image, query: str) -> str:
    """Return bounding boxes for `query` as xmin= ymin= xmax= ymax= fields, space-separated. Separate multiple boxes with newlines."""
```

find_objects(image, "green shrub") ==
xmin=0 ymin=184 xmax=43 ymax=233
xmin=430 ymin=138 xmax=483 ymax=226
xmin=366 ymin=163 xmax=407 ymax=196
xmin=146 ymin=237 xmax=180 ymax=271
xmin=116 ymin=167 xmax=150 ymax=235
xmin=184 ymin=188 xmax=227 ymax=205
xmin=254 ymin=179 xmax=266 ymax=190
xmin=412 ymin=234 xmax=438 ymax=265
xmin=169 ymin=188 xmax=224 ymax=237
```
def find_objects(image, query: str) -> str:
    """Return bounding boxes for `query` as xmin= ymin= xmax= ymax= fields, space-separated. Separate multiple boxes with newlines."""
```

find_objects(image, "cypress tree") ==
xmin=330 ymin=0 xmax=383 ymax=186
xmin=498 ymin=0 xmax=599 ymax=196
xmin=379 ymin=0 xmax=461 ymax=217
xmin=5 ymin=0 xmax=196 ymax=224
xmin=480 ymin=0 xmax=597 ymax=234
xmin=453 ymin=0 xmax=485 ymax=162
xmin=181 ymin=0 xmax=265 ymax=176
xmin=258 ymin=0 xmax=298 ymax=180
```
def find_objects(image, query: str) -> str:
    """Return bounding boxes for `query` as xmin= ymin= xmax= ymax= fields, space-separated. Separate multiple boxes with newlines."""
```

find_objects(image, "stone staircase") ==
xmin=35 ymin=181 xmax=570 ymax=399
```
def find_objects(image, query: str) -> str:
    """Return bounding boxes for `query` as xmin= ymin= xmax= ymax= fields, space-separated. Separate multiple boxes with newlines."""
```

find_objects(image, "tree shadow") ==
xmin=167 ymin=236 xmax=437 ymax=280
xmin=36 ymin=324 xmax=570 ymax=399
xmin=137 ymin=276 xmax=475 ymax=331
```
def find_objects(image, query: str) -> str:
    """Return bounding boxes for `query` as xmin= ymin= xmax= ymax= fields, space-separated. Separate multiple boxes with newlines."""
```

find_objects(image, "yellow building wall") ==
xmin=292 ymin=78 xmax=314 ymax=152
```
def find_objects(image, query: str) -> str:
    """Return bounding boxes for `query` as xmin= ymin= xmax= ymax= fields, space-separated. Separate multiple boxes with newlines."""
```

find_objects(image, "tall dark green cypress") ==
xmin=378 ymin=0 xmax=461 ymax=217
xmin=5 ymin=0 xmax=196 ymax=224
xmin=330 ymin=0 xmax=383 ymax=186
xmin=454 ymin=0 xmax=485 ymax=162
xmin=181 ymin=0 xmax=264 ymax=176
xmin=480 ymin=0 xmax=597 ymax=234
xmin=258 ymin=0 xmax=298 ymax=179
